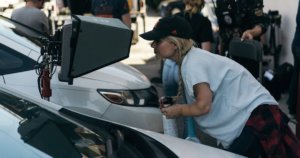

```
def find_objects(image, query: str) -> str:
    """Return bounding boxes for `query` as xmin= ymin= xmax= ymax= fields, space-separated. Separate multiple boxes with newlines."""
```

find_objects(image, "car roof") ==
xmin=0 ymin=15 xmax=48 ymax=50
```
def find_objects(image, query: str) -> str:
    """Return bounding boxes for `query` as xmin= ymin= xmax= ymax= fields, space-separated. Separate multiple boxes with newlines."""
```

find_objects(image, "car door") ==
xmin=0 ymin=40 xmax=39 ymax=94
xmin=0 ymin=15 xmax=42 ymax=94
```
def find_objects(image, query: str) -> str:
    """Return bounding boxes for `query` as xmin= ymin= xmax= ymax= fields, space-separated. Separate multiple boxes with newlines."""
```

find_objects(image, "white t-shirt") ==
xmin=181 ymin=47 xmax=278 ymax=148
xmin=11 ymin=7 xmax=49 ymax=34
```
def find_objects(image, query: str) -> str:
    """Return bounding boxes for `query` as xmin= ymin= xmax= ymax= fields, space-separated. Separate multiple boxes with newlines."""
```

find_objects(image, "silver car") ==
xmin=0 ymin=15 xmax=163 ymax=132
xmin=0 ymin=83 xmax=245 ymax=158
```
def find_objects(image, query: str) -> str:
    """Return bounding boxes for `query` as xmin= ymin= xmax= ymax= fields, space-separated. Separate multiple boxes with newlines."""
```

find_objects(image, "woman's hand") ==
xmin=160 ymin=104 xmax=183 ymax=118
xmin=159 ymin=96 xmax=179 ymax=108
xmin=159 ymin=83 xmax=213 ymax=118
xmin=159 ymin=96 xmax=182 ymax=118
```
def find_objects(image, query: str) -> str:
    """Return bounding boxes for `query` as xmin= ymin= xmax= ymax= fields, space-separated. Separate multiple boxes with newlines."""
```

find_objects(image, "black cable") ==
xmin=37 ymin=67 xmax=42 ymax=98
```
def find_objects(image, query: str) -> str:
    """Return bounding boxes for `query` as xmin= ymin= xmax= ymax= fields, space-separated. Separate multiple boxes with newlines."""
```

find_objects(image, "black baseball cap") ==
xmin=140 ymin=16 xmax=192 ymax=41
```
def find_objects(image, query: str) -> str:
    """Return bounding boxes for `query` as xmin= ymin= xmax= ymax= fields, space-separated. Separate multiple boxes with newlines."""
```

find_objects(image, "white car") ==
xmin=0 ymin=15 xmax=163 ymax=132
xmin=0 ymin=83 xmax=245 ymax=158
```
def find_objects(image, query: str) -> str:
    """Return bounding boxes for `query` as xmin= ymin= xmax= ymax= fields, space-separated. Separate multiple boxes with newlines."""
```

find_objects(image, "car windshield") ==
xmin=0 ymin=15 xmax=47 ymax=48
xmin=60 ymin=108 xmax=179 ymax=158
xmin=0 ymin=90 xmax=107 ymax=158
xmin=0 ymin=86 xmax=178 ymax=158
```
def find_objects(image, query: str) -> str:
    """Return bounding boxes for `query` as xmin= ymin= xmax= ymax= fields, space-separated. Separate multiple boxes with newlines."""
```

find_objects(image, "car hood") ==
xmin=134 ymin=129 xmax=246 ymax=158
xmin=0 ymin=82 xmax=241 ymax=158
xmin=0 ymin=84 xmax=240 ymax=158
xmin=60 ymin=62 xmax=151 ymax=90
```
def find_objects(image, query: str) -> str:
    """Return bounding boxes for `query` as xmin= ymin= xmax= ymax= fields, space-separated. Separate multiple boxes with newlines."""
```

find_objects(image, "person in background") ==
xmin=163 ymin=0 xmax=213 ymax=96
xmin=11 ymin=0 xmax=50 ymax=34
xmin=90 ymin=0 xmax=131 ymax=28
xmin=65 ymin=0 xmax=91 ymax=15
xmin=215 ymin=0 xmax=268 ymax=55
xmin=176 ymin=0 xmax=213 ymax=50
xmin=287 ymin=1 xmax=300 ymax=118
xmin=140 ymin=15 xmax=300 ymax=158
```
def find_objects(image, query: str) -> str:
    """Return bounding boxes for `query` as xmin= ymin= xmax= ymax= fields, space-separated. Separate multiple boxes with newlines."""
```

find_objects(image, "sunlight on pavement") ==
xmin=122 ymin=12 xmax=160 ymax=65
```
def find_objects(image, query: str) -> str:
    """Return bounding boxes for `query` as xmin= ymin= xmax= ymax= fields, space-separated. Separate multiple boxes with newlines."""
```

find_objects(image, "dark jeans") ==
xmin=287 ymin=45 xmax=300 ymax=115
xmin=227 ymin=126 xmax=265 ymax=158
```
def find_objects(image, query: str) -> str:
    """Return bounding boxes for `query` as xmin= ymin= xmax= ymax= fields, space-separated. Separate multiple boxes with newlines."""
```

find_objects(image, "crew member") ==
xmin=215 ymin=0 xmax=268 ymax=55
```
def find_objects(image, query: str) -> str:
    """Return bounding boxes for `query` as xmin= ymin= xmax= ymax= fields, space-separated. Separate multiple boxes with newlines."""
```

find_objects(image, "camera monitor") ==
xmin=59 ymin=15 xmax=133 ymax=83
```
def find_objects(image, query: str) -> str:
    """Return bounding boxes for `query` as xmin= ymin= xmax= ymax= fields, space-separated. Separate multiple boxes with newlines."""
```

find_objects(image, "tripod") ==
xmin=266 ymin=10 xmax=282 ymax=70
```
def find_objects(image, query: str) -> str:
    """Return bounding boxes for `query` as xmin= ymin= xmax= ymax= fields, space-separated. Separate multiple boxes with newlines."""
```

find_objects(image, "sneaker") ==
xmin=288 ymin=114 xmax=297 ymax=124
xmin=288 ymin=113 xmax=296 ymax=119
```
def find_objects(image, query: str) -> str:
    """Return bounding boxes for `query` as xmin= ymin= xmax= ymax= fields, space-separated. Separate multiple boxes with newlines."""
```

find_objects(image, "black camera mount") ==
xmin=37 ymin=34 xmax=61 ymax=101
xmin=268 ymin=10 xmax=281 ymax=27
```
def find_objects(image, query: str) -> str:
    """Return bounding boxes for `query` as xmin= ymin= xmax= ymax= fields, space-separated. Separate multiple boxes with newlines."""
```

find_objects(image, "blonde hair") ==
xmin=164 ymin=36 xmax=195 ymax=97
xmin=183 ymin=0 xmax=205 ymax=15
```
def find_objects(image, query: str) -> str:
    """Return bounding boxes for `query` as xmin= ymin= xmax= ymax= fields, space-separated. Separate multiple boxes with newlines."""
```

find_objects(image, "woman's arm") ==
xmin=161 ymin=82 xmax=213 ymax=118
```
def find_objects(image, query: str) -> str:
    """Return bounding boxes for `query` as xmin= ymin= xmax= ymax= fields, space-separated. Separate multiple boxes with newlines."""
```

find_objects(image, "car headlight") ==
xmin=97 ymin=86 xmax=159 ymax=107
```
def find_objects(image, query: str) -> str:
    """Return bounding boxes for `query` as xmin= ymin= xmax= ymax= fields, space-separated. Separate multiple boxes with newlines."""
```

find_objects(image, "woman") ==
xmin=163 ymin=0 xmax=213 ymax=96
xmin=140 ymin=15 xmax=300 ymax=158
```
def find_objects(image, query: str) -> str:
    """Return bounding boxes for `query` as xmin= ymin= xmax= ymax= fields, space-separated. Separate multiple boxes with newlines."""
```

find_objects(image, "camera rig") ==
xmin=36 ymin=36 xmax=61 ymax=101
xmin=36 ymin=15 xmax=133 ymax=100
